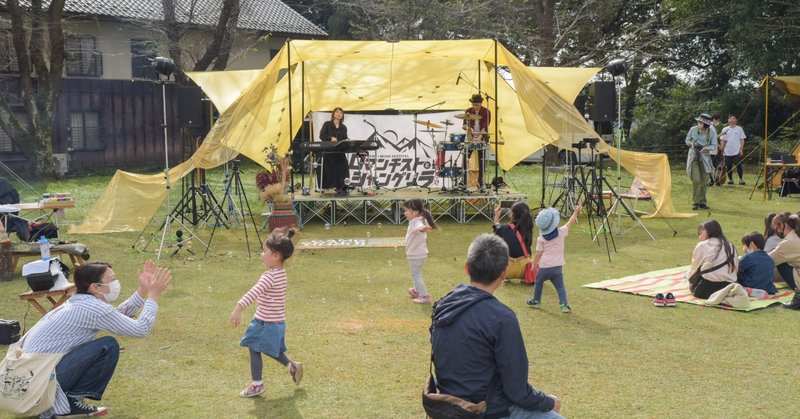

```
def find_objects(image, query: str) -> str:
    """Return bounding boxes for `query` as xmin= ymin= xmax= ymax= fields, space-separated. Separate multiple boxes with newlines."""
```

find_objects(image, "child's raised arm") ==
xmin=565 ymin=204 xmax=582 ymax=228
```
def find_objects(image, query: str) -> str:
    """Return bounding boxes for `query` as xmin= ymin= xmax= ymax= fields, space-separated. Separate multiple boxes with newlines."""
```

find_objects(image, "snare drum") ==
xmin=468 ymin=142 xmax=486 ymax=151
xmin=436 ymin=142 xmax=460 ymax=151
xmin=450 ymin=133 xmax=466 ymax=143
xmin=438 ymin=167 xmax=463 ymax=178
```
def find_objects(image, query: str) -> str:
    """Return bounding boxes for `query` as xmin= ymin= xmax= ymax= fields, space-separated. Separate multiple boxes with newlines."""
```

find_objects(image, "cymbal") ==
xmin=440 ymin=120 xmax=455 ymax=126
xmin=454 ymin=113 xmax=481 ymax=120
xmin=415 ymin=120 xmax=443 ymax=129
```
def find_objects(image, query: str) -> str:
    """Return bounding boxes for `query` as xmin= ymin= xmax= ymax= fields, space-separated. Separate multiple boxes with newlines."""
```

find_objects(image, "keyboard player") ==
xmin=318 ymin=107 xmax=350 ymax=194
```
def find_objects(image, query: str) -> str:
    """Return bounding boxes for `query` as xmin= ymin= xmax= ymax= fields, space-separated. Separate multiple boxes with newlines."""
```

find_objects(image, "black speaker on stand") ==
xmin=588 ymin=81 xmax=616 ymax=122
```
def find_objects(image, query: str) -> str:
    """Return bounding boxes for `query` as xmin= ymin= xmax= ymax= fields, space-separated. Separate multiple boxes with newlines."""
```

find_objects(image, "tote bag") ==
xmin=0 ymin=336 xmax=64 ymax=416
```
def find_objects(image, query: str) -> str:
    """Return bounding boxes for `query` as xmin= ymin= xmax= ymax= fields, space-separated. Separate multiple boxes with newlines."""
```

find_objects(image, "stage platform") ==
xmin=291 ymin=187 xmax=527 ymax=226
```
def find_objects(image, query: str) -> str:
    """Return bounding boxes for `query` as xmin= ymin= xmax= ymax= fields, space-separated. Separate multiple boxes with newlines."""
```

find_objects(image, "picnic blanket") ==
xmin=584 ymin=265 xmax=795 ymax=311
xmin=298 ymin=237 xmax=405 ymax=250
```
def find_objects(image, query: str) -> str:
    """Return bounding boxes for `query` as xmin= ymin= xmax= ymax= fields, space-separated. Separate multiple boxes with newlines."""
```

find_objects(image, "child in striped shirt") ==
xmin=230 ymin=228 xmax=303 ymax=398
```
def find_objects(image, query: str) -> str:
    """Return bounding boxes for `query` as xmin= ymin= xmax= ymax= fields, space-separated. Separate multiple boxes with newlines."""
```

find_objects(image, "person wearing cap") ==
xmin=463 ymin=94 xmax=492 ymax=188
xmin=685 ymin=113 xmax=718 ymax=210
xmin=527 ymin=204 xmax=582 ymax=313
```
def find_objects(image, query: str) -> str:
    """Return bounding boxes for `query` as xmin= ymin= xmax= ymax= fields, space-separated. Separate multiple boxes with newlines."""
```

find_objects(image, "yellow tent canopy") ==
xmin=73 ymin=39 xmax=688 ymax=234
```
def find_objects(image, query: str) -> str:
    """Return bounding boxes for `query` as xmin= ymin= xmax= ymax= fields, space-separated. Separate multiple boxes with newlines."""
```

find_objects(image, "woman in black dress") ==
xmin=318 ymin=107 xmax=349 ymax=193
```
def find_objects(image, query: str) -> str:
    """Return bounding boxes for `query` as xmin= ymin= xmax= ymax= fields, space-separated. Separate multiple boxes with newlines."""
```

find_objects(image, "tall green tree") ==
xmin=0 ymin=0 xmax=67 ymax=177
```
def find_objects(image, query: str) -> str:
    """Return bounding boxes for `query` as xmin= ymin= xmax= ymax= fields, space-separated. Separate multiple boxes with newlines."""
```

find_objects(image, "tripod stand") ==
xmin=132 ymin=76 xmax=209 ymax=259
xmin=580 ymin=139 xmax=617 ymax=261
xmin=170 ymin=168 xmax=228 ymax=227
xmin=205 ymin=159 xmax=262 ymax=258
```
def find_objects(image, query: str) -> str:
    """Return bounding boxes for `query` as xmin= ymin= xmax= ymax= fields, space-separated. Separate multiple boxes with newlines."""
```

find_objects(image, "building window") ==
xmin=69 ymin=112 xmax=102 ymax=151
xmin=65 ymin=36 xmax=102 ymax=77
xmin=0 ymin=113 xmax=24 ymax=153
xmin=0 ymin=31 xmax=18 ymax=73
xmin=131 ymin=39 xmax=158 ymax=79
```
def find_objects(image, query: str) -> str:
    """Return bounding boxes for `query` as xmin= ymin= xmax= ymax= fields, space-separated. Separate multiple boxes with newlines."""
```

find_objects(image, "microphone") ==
xmin=363 ymin=119 xmax=376 ymax=129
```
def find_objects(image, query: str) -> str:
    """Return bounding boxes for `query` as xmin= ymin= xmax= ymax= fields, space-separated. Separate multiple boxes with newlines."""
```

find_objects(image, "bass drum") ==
xmin=438 ymin=167 xmax=463 ymax=178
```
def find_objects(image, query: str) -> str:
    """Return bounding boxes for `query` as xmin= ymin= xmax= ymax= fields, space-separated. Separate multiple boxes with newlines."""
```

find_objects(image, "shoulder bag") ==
xmin=0 ymin=333 xmax=65 ymax=416
xmin=512 ymin=226 xmax=537 ymax=284
xmin=688 ymin=243 xmax=733 ymax=291
xmin=422 ymin=354 xmax=498 ymax=419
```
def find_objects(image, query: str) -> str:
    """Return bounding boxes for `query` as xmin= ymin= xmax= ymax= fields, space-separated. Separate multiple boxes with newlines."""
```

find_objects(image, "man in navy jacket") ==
xmin=430 ymin=234 xmax=563 ymax=419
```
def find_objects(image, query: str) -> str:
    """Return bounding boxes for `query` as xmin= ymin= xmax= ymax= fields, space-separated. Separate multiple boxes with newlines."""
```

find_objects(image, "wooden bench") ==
xmin=19 ymin=284 xmax=76 ymax=315
xmin=12 ymin=248 xmax=88 ymax=273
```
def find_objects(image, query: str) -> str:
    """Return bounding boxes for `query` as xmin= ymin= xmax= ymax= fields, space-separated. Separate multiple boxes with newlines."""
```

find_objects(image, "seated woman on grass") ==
xmin=768 ymin=212 xmax=800 ymax=309
xmin=764 ymin=212 xmax=782 ymax=253
xmin=688 ymin=220 xmax=737 ymax=299
xmin=738 ymin=232 xmax=776 ymax=295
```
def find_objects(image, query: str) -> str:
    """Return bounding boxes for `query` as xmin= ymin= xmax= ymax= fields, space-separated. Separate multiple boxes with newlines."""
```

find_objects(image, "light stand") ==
xmin=132 ymin=57 xmax=209 ymax=259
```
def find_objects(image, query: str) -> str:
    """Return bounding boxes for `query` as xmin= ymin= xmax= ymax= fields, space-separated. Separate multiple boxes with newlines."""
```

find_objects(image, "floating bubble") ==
xmin=388 ymin=260 xmax=393 ymax=267
xmin=377 ymin=223 xmax=383 ymax=229
xmin=322 ymin=298 xmax=326 ymax=304
xmin=366 ymin=231 xmax=371 ymax=238
xmin=358 ymin=294 xmax=364 ymax=302
xmin=324 ymin=222 xmax=331 ymax=230
xmin=384 ymin=288 xmax=389 ymax=294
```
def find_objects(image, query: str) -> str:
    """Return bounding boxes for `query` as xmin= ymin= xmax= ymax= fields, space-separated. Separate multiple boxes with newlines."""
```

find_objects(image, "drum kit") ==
xmin=424 ymin=113 xmax=489 ymax=191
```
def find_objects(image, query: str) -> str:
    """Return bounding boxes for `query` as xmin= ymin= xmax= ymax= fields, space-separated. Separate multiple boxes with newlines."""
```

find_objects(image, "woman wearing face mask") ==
xmin=21 ymin=260 xmax=171 ymax=418
xmin=685 ymin=113 xmax=718 ymax=210
xmin=768 ymin=213 xmax=800 ymax=309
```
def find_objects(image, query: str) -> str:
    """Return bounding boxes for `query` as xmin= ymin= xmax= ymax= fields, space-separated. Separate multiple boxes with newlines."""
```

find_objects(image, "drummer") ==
xmin=463 ymin=93 xmax=491 ymax=187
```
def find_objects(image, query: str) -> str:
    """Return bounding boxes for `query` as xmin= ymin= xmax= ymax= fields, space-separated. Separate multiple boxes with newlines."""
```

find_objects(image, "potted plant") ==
xmin=256 ymin=145 xmax=297 ymax=231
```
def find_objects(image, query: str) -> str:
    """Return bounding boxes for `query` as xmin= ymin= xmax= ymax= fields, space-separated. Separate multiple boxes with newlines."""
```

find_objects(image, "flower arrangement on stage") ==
xmin=256 ymin=144 xmax=292 ymax=205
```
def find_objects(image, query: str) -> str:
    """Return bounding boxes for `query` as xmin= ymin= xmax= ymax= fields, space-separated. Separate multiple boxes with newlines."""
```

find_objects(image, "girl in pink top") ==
xmin=527 ymin=205 xmax=581 ymax=313
xmin=230 ymin=228 xmax=303 ymax=398
xmin=403 ymin=199 xmax=437 ymax=304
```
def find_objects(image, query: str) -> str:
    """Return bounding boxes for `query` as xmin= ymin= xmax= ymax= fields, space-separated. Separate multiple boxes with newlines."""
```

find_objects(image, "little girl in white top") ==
xmin=403 ymin=199 xmax=437 ymax=304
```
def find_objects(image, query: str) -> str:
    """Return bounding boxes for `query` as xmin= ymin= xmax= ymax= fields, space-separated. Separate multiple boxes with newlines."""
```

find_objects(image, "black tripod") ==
xmin=205 ymin=160 xmax=262 ymax=258
xmin=170 ymin=168 xmax=228 ymax=227
xmin=582 ymin=139 xmax=616 ymax=261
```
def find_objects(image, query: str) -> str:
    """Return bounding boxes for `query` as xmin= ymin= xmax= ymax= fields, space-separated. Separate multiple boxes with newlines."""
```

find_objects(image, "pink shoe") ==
xmin=239 ymin=382 xmax=265 ymax=398
xmin=413 ymin=295 xmax=431 ymax=304
xmin=407 ymin=287 xmax=419 ymax=298
xmin=288 ymin=361 xmax=303 ymax=385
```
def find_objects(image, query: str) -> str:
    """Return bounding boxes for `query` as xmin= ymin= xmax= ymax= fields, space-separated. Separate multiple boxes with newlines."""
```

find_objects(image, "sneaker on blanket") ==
xmin=653 ymin=293 xmax=666 ymax=307
xmin=665 ymin=292 xmax=676 ymax=307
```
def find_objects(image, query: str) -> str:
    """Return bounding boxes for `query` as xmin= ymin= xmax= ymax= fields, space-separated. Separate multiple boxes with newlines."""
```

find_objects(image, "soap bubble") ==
xmin=324 ymin=222 xmax=331 ymax=230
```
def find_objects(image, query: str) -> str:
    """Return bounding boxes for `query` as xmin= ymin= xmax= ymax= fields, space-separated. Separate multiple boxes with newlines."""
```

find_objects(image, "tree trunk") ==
xmin=532 ymin=0 xmax=557 ymax=66
xmin=161 ymin=0 xmax=186 ymax=83
xmin=195 ymin=0 xmax=240 ymax=71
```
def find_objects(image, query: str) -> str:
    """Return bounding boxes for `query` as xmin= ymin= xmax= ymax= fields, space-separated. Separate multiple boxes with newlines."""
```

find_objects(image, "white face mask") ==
xmin=100 ymin=280 xmax=121 ymax=303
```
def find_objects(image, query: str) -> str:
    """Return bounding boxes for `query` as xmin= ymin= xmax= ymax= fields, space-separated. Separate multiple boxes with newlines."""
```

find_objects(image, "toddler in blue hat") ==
xmin=527 ymin=204 xmax=582 ymax=313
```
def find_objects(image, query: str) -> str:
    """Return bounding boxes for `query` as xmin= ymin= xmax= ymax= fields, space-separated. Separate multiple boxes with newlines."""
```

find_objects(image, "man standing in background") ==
xmin=719 ymin=115 xmax=747 ymax=185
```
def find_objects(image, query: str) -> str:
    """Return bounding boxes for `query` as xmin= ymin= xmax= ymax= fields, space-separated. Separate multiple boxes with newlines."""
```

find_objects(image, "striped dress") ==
xmin=22 ymin=292 xmax=159 ymax=417
xmin=237 ymin=268 xmax=287 ymax=323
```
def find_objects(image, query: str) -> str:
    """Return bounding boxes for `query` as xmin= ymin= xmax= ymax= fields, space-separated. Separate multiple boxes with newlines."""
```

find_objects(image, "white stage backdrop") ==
xmin=311 ymin=111 xmax=474 ymax=189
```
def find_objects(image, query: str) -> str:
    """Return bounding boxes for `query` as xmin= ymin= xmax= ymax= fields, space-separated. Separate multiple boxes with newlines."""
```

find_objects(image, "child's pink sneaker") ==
xmin=288 ymin=361 xmax=303 ymax=385
xmin=407 ymin=287 xmax=419 ymax=298
xmin=413 ymin=295 xmax=431 ymax=304
xmin=239 ymin=382 xmax=265 ymax=398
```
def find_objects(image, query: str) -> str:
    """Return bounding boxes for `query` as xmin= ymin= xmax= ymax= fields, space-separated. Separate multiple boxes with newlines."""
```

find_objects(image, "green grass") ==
xmin=1 ymin=163 xmax=799 ymax=418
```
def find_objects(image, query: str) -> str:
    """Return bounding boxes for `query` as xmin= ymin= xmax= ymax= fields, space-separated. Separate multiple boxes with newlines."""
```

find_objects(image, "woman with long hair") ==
xmin=318 ymin=107 xmax=349 ymax=194
xmin=764 ymin=212 xmax=781 ymax=253
xmin=688 ymin=219 xmax=737 ymax=299
xmin=492 ymin=202 xmax=534 ymax=282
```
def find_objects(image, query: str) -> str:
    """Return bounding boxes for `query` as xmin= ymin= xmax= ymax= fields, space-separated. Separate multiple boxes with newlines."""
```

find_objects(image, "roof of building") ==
xmin=61 ymin=0 xmax=326 ymax=37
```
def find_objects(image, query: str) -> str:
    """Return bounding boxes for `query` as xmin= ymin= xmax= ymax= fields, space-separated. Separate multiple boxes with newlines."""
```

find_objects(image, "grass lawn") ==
xmin=1 ymin=162 xmax=799 ymax=418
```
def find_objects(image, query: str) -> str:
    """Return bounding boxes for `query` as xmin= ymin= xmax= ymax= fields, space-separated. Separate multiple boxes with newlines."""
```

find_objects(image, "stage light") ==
xmin=152 ymin=57 xmax=176 ymax=77
xmin=605 ymin=59 xmax=627 ymax=76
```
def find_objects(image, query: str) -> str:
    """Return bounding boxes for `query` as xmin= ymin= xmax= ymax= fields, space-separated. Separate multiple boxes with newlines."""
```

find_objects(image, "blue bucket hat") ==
xmin=535 ymin=207 xmax=560 ymax=236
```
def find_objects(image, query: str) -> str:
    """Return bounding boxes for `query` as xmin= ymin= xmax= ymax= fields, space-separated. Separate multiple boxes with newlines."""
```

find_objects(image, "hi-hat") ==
xmin=454 ymin=113 xmax=481 ymax=120
xmin=440 ymin=120 xmax=455 ymax=126
xmin=415 ymin=120 xmax=443 ymax=129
